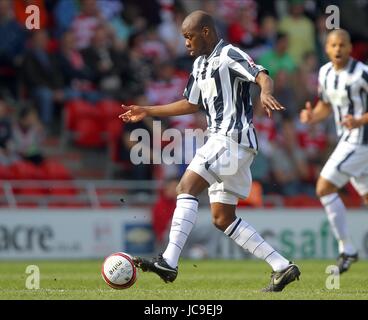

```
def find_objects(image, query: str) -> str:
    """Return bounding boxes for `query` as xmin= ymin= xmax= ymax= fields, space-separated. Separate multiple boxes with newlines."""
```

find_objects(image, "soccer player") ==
xmin=119 ymin=11 xmax=301 ymax=292
xmin=300 ymin=29 xmax=368 ymax=273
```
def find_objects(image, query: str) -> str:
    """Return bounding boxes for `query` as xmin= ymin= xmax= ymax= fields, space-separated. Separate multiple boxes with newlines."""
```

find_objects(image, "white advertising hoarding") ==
xmin=0 ymin=209 xmax=153 ymax=260
xmin=0 ymin=209 xmax=367 ymax=260
xmin=196 ymin=209 xmax=368 ymax=260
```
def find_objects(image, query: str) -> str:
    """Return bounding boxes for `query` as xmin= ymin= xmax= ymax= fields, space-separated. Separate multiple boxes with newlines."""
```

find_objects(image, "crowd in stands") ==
xmin=0 ymin=0 xmax=367 ymax=204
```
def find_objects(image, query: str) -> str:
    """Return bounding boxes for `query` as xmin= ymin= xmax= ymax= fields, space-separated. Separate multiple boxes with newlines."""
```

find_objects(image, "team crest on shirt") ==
xmin=212 ymin=57 xmax=220 ymax=70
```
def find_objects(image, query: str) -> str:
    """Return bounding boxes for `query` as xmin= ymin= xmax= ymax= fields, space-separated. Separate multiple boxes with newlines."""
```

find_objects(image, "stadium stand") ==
xmin=0 ymin=0 xmax=366 ymax=209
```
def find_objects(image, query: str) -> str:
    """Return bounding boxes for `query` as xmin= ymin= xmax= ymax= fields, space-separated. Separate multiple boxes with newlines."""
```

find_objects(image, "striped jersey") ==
xmin=318 ymin=58 xmax=368 ymax=145
xmin=183 ymin=39 xmax=267 ymax=152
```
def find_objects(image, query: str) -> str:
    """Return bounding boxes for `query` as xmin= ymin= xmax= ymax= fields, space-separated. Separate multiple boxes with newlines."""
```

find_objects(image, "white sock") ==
xmin=162 ymin=194 xmax=198 ymax=268
xmin=225 ymin=217 xmax=290 ymax=272
xmin=320 ymin=193 xmax=357 ymax=255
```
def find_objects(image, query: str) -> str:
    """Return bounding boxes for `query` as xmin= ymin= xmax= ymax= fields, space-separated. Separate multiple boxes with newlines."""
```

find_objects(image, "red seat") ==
xmin=96 ymin=99 xmax=122 ymax=121
xmin=10 ymin=161 xmax=47 ymax=180
xmin=105 ymin=118 xmax=124 ymax=141
xmin=41 ymin=160 xmax=72 ymax=180
xmin=64 ymin=99 xmax=99 ymax=130
xmin=0 ymin=165 xmax=15 ymax=179
xmin=74 ymin=118 xmax=105 ymax=147
xmin=15 ymin=187 xmax=46 ymax=195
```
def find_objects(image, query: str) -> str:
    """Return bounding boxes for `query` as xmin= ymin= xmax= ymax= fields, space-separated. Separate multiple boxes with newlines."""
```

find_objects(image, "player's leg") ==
xmin=134 ymin=136 xmax=223 ymax=282
xmin=317 ymin=177 xmax=357 ymax=259
xmin=133 ymin=169 xmax=209 ymax=282
xmin=318 ymin=147 xmax=360 ymax=273
xmin=211 ymin=201 xmax=290 ymax=271
xmin=210 ymin=199 xmax=300 ymax=292
xmin=160 ymin=169 xmax=209 ymax=269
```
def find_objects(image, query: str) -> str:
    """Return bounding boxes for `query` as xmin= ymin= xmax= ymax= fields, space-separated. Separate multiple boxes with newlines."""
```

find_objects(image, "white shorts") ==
xmin=187 ymin=134 xmax=255 ymax=205
xmin=320 ymin=140 xmax=368 ymax=196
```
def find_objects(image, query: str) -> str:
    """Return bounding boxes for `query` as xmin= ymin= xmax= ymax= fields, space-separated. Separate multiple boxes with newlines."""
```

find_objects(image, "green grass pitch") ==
xmin=0 ymin=259 xmax=367 ymax=300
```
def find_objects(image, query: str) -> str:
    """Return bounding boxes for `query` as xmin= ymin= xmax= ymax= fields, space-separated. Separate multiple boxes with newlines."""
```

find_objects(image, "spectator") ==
xmin=71 ymin=0 xmax=104 ymax=50
xmin=117 ymin=115 xmax=156 ymax=182
xmin=227 ymin=3 xmax=260 ymax=50
xmin=146 ymin=61 xmax=187 ymax=106
xmin=200 ymin=0 xmax=228 ymax=41
xmin=12 ymin=106 xmax=45 ymax=165
xmin=56 ymin=30 xmax=100 ymax=103
xmin=0 ymin=0 xmax=26 ymax=98
xmin=140 ymin=27 xmax=170 ymax=63
xmin=53 ymin=0 xmax=78 ymax=38
xmin=21 ymin=30 xmax=64 ymax=126
xmin=258 ymin=32 xmax=296 ymax=80
xmin=82 ymin=24 xmax=126 ymax=100
xmin=158 ymin=8 xmax=190 ymax=69
xmin=279 ymin=0 xmax=316 ymax=65
xmin=314 ymin=14 xmax=329 ymax=65
xmin=0 ymin=99 xmax=19 ymax=165
xmin=294 ymin=51 xmax=319 ymax=107
xmin=125 ymin=32 xmax=154 ymax=98
xmin=258 ymin=15 xmax=278 ymax=50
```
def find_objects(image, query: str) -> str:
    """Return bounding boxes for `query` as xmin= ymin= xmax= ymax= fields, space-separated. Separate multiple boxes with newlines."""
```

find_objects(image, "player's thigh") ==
xmin=207 ymin=149 xmax=253 ymax=209
xmin=176 ymin=169 xmax=210 ymax=196
xmin=319 ymin=146 xmax=354 ymax=195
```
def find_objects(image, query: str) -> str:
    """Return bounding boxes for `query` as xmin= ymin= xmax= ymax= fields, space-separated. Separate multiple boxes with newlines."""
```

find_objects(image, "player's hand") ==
xmin=260 ymin=92 xmax=285 ymax=117
xmin=118 ymin=104 xmax=148 ymax=122
xmin=300 ymin=101 xmax=314 ymax=124
xmin=341 ymin=114 xmax=362 ymax=130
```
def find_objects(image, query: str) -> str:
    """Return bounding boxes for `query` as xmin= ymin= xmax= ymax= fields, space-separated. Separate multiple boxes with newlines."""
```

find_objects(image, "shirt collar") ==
xmin=206 ymin=39 xmax=224 ymax=60
xmin=333 ymin=57 xmax=354 ymax=73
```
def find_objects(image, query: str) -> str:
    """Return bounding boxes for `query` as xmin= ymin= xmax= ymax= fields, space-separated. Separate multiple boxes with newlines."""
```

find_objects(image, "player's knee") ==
xmin=212 ymin=216 xmax=227 ymax=231
xmin=316 ymin=179 xmax=337 ymax=198
xmin=316 ymin=186 xmax=328 ymax=198
xmin=362 ymin=194 xmax=368 ymax=206
xmin=176 ymin=181 xmax=191 ymax=196
xmin=176 ymin=182 xmax=184 ymax=195
xmin=212 ymin=214 xmax=234 ymax=232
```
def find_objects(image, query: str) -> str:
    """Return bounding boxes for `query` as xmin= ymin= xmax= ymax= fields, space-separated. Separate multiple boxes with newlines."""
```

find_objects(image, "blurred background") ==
xmin=0 ymin=0 xmax=367 ymax=262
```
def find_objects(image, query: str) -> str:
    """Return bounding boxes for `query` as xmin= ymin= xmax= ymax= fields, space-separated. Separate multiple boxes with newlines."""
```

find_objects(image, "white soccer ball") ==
xmin=101 ymin=252 xmax=137 ymax=289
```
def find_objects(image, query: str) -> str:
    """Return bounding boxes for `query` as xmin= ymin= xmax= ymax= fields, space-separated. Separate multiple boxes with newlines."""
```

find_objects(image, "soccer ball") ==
xmin=101 ymin=252 xmax=137 ymax=289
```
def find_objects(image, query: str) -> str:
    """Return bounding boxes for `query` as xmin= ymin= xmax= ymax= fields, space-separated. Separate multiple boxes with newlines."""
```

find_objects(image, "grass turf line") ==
xmin=0 ymin=260 xmax=367 ymax=300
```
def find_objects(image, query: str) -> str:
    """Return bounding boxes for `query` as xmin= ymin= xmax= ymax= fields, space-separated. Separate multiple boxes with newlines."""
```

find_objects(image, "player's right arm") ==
xmin=118 ymin=99 xmax=200 ymax=123
xmin=299 ymin=100 xmax=332 ymax=125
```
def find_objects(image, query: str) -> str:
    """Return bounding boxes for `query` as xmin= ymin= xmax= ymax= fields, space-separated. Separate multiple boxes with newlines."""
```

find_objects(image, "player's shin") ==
xmin=162 ymin=194 xmax=199 ymax=268
xmin=320 ymin=193 xmax=356 ymax=255
xmin=225 ymin=217 xmax=290 ymax=272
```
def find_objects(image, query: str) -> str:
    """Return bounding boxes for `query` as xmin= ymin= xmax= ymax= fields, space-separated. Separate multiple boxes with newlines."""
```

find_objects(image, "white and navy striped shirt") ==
xmin=183 ymin=39 xmax=267 ymax=152
xmin=318 ymin=58 xmax=368 ymax=145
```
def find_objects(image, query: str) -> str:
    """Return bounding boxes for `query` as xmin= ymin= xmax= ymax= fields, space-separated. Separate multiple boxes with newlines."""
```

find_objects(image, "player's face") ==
xmin=325 ymin=34 xmax=352 ymax=68
xmin=182 ymin=27 xmax=208 ymax=58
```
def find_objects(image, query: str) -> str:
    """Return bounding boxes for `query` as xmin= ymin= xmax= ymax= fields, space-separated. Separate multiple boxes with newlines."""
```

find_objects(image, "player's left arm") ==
xmin=341 ymin=68 xmax=368 ymax=130
xmin=255 ymin=71 xmax=285 ymax=117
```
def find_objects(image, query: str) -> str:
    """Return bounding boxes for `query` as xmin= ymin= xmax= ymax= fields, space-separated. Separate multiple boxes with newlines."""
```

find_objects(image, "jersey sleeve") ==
xmin=361 ymin=66 xmax=368 ymax=92
xmin=227 ymin=47 xmax=268 ymax=83
xmin=318 ymin=68 xmax=330 ymax=103
xmin=183 ymin=73 xmax=202 ymax=105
